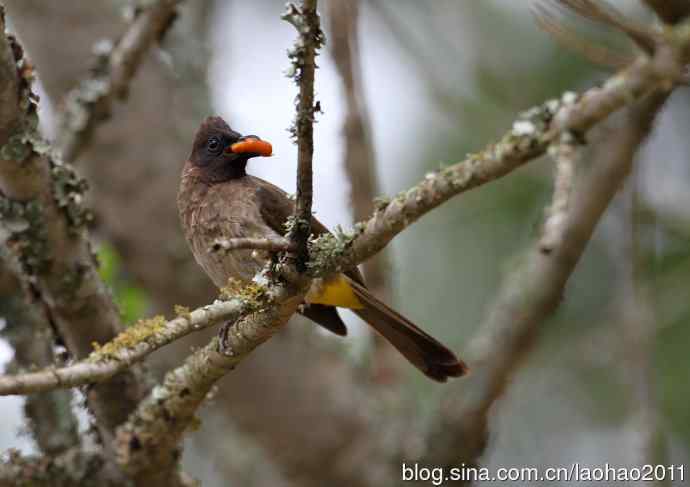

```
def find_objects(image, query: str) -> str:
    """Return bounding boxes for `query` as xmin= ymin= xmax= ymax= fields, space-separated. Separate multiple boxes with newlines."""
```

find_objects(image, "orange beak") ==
xmin=228 ymin=138 xmax=273 ymax=157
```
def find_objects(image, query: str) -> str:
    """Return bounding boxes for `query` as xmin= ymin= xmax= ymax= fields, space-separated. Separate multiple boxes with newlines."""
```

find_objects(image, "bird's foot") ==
xmin=217 ymin=321 xmax=237 ymax=357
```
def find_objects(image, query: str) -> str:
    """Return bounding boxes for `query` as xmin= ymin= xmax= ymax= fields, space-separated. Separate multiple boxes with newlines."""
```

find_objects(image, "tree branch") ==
xmin=56 ymin=0 xmax=182 ymax=162
xmin=211 ymin=236 xmax=296 ymax=254
xmin=114 ymin=279 xmax=308 ymax=485
xmin=106 ymin=0 xmax=326 ymax=458
xmin=0 ymin=296 xmax=262 ymax=395
xmin=540 ymin=131 xmax=580 ymax=252
xmin=1 ymin=6 xmax=688 ymax=486
xmin=424 ymin=91 xmax=670 ymax=474
xmin=283 ymin=0 xmax=324 ymax=269
xmin=68 ymin=20 xmax=689 ymax=484
xmin=2 ymin=17 xmax=686 ymax=399
xmin=0 ymin=14 xmax=146 ymax=446
xmin=308 ymin=38 xmax=683 ymax=279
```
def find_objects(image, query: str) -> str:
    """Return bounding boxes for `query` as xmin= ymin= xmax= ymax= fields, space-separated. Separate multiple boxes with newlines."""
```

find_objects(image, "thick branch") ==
xmin=56 ymin=0 xmax=182 ymax=162
xmin=0 ymin=15 xmax=145 ymax=445
xmin=115 ymin=279 xmax=308 ymax=484
xmin=283 ymin=0 xmax=323 ymax=268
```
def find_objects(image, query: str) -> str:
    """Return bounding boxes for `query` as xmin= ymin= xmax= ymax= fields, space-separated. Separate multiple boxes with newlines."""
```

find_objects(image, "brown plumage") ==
xmin=177 ymin=116 xmax=467 ymax=382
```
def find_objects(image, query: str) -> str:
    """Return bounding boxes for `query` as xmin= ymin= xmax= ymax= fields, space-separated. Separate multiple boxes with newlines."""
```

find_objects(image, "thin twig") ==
xmin=283 ymin=0 xmax=324 ymax=269
xmin=0 ymin=298 xmax=259 ymax=396
xmin=540 ymin=130 xmax=580 ymax=253
xmin=211 ymin=237 xmax=296 ymax=254
xmin=56 ymin=0 xmax=182 ymax=162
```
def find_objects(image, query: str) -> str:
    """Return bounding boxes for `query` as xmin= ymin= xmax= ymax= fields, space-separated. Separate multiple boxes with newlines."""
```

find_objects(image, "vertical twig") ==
xmin=540 ymin=130 xmax=580 ymax=253
xmin=283 ymin=0 xmax=324 ymax=270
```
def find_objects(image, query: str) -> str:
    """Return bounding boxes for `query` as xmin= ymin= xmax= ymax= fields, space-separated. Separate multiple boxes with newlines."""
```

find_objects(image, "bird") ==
xmin=177 ymin=116 xmax=467 ymax=382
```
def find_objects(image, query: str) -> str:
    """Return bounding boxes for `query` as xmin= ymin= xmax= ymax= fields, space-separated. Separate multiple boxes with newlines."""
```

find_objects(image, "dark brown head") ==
xmin=188 ymin=116 xmax=272 ymax=183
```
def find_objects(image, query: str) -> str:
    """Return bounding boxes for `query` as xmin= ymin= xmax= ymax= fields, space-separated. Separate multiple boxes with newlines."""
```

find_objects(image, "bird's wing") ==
xmin=190 ymin=180 xmax=286 ymax=285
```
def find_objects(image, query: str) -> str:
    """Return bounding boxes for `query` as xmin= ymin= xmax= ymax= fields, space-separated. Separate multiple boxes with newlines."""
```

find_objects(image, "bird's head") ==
xmin=189 ymin=116 xmax=272 ymax=183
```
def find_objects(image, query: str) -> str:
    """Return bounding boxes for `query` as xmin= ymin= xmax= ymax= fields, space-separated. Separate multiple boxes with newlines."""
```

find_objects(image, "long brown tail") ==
xmin=347 ymin=278 xmax=468 ymax=382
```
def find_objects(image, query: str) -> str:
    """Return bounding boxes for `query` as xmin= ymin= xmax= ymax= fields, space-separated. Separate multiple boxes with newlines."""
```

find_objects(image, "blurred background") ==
xmin=1 ymin=0 xmax=689 ymax=485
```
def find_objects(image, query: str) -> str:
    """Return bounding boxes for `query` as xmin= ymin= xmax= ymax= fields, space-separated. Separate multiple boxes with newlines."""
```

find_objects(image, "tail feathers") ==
xmin=300 ymin=303 xmax=348 ymax=336
xmin=347 ymin=278 xmax=467 ymax=382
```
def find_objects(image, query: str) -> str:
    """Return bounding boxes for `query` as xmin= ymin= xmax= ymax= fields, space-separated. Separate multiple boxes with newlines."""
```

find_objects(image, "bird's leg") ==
xmin=217 ymin=321 xmax=237 ymax=356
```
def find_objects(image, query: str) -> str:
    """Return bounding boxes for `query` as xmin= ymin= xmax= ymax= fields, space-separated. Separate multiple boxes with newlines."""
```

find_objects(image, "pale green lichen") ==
xmin=282 ymin=3 xmax=325 ymax=82
xmin=373 ymin=195 xmax=391 ymax=212
xmin=173 ymin=305 xmax=191 ymax=321
xmin=0 ymin=130 xmax=94 ymax=235
xmin=282 ymin=2 xmax=325 ymax=141
xmin=0 ymin=197 xmax=50 ymax=275
xmin=0 ymin=133 xmax=31 ymax=161
xmin=89 ymin=315 xmax=167 ymax=361
xmin=307 ymin=223 xmax=365 ymax=274
xmin=58 ymin=263 xmax=89 ymax=301
xmin=60 ymin=78 xmax=110 ymax=135
xmin=218 ymin=278 xmax=272 ymax=309
xmin=50 ymin=159 xmax=93 ymax=232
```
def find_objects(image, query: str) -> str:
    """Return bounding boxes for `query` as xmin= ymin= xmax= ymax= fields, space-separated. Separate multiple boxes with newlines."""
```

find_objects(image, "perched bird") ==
xmin=178 ymin=116 xmax=467 ymax=382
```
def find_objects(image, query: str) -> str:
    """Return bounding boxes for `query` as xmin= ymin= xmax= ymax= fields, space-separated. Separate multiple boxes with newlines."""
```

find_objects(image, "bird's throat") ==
xmin=203 ymin=160 xmax=247 ymax=184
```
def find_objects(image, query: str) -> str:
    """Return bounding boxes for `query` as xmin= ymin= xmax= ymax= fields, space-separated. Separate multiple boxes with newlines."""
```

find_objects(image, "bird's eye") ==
xmin=207 ymin=136 xmax=222 ymax=154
